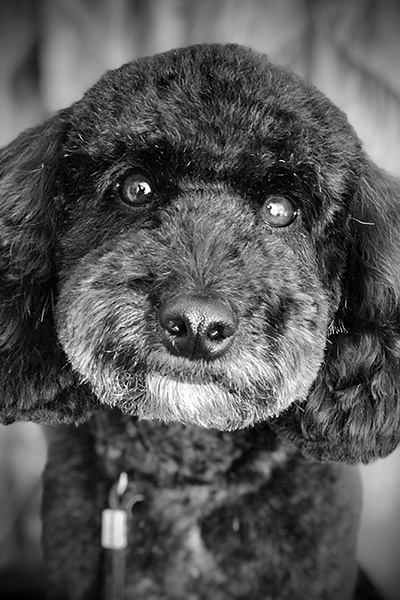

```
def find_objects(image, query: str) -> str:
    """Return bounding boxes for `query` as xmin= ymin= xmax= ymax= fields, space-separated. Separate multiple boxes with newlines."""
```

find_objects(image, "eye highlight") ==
xmin=262 ymin=195 xmax=297 ymax=227
xmin=118 ymin=173 xmax=154 ymax=206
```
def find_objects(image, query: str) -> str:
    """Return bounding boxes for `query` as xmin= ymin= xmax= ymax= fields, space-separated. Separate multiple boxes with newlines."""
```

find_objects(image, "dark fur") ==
xmin=1 ymin=44 xmax=399 ymax=598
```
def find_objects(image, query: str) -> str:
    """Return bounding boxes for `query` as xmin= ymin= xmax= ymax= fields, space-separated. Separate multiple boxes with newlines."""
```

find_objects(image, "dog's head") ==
xmin=1 ymin=44 xmax=400 ymax=462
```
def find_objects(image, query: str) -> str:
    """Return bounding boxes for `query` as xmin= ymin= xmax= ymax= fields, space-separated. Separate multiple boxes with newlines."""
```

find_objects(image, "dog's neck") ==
xmin=91 ymin=407 xmax=290 ymax=490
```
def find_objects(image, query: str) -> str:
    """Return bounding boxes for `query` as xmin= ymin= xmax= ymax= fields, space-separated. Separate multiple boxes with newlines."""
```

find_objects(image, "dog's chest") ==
xmin=90 ymin=410 xmax=297 ymax=596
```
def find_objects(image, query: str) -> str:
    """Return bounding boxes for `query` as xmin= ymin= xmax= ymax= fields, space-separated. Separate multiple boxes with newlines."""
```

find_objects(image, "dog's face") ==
xmin=2 ymin=44 xmax=400 ymax=461
xmin=53 ymin=45 xmax=359 ymax=429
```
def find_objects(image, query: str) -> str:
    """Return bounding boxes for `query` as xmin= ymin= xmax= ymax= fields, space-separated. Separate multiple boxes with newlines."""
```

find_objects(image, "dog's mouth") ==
xmin=97 ymin=366 xmax=280 ymax=431
xmin=79 ymin=341 xmax=322 ymax=430
xmin=141 ymin=371 xmax=262 ymax=429
xmin=142 ymin=348 xmax=281 ymax=429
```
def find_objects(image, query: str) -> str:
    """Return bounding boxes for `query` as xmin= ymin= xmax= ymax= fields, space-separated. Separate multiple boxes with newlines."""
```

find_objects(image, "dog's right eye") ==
xmin=118 ymin=173 xmax=154 ymax=206
xmin=262 ymin=195 xmax=298 ymax=227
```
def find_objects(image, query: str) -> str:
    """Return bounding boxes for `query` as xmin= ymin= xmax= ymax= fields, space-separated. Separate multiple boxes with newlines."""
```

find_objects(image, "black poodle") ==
xmin=0 ymin=44 xmax=399 ymax=599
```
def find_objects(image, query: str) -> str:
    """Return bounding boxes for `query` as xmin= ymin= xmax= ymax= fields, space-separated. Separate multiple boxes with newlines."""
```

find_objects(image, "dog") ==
xmin=1 ymin=43 xmax=399 ymax=598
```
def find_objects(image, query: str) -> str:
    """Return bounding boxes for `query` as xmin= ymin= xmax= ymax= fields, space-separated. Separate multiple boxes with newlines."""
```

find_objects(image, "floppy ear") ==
xmin=0 ymin=115 xmax=95 ymax=425
xmin=273 ymin=157 xmax=400 ymax=463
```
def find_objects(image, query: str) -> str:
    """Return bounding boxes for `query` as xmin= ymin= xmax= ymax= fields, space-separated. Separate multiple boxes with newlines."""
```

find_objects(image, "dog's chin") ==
xmin=86 ymin=365 xmax=303 ymax=430
xmin=132 ymin=372 xmax=283 ymax=430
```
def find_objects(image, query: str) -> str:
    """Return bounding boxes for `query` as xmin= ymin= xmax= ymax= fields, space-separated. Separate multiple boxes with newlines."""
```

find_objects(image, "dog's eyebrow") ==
xmin=261 ymin=161 xmax=319 ymax=194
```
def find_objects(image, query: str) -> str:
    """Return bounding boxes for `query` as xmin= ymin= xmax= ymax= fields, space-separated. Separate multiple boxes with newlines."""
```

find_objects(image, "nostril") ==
xmin=164 ymin=316 xmax=189 ymax=338
xmin=208 ymin=325 xmax=223 ymax=342
xmin=159 ymin=295 xmax=238 ymax=360
xmin=206 ymin=321 xmax=236 ymax=342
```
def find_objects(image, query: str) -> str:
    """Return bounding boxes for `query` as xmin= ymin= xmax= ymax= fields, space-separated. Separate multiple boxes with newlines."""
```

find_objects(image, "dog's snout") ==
xmin=159 ymin=296 xmax=237 ymax=360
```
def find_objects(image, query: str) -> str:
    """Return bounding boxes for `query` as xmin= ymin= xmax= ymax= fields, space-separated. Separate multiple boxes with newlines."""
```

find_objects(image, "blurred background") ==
xmin=1 ymin=0 xmax=400 ymax=598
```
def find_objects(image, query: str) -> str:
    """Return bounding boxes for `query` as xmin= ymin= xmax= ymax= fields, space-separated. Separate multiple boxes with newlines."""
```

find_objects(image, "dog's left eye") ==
xmin=262 ymin=196 xmax=297 ymax=227
xmin=118 ymin=173 xmax=154 ymax=206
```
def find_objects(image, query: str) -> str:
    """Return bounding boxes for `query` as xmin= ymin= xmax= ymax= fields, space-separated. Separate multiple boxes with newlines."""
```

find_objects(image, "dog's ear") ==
xmin=273 ymin=158 xmax=400 ymax=463
xmin=0 ymin=114 xmax=95 ymax=425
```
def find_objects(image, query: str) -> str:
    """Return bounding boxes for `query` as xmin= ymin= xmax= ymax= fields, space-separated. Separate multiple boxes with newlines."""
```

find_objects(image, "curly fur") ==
xmin=1 ymin=43 xmax=399 ymax=597
xmin=1 ymin=44 xmax=400 ymax=461
xmin=42 ymin=416 xmax=361 ymax=599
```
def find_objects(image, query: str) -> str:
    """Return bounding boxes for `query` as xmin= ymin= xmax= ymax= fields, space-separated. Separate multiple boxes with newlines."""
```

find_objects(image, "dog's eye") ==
xmin=262 ymin=196 xmax=297 ymax=227
xmin=118 ymin=173 xmax=154 ymax=206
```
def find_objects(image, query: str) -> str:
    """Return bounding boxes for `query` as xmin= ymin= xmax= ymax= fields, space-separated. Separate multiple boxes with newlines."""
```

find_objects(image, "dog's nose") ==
xmin=159 ymin=296 xmax=237 ymax=360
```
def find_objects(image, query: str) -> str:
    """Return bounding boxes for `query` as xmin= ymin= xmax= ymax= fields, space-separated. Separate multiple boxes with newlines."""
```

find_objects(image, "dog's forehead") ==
xmin=66 ymin=44 xmax=360 ymax=189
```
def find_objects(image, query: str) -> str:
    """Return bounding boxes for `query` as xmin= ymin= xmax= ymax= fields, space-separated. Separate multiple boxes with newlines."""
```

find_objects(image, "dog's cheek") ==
xmin=55 ymin=268 xmax=148 ymax=388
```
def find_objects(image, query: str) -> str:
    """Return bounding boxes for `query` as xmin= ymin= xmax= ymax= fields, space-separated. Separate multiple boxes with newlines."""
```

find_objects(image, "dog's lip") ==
xmin=144 ymin=353 xmax=241 ymax=391
xmin=146 ymin=366 xmax=229 ymax=388
xmin=147 ymin=348 xmax=226 ymax=372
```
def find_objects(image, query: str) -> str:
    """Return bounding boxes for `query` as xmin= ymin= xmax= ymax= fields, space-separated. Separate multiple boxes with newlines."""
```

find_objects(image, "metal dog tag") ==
xmin=101 ymin=508 xmax=128 ymax=550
